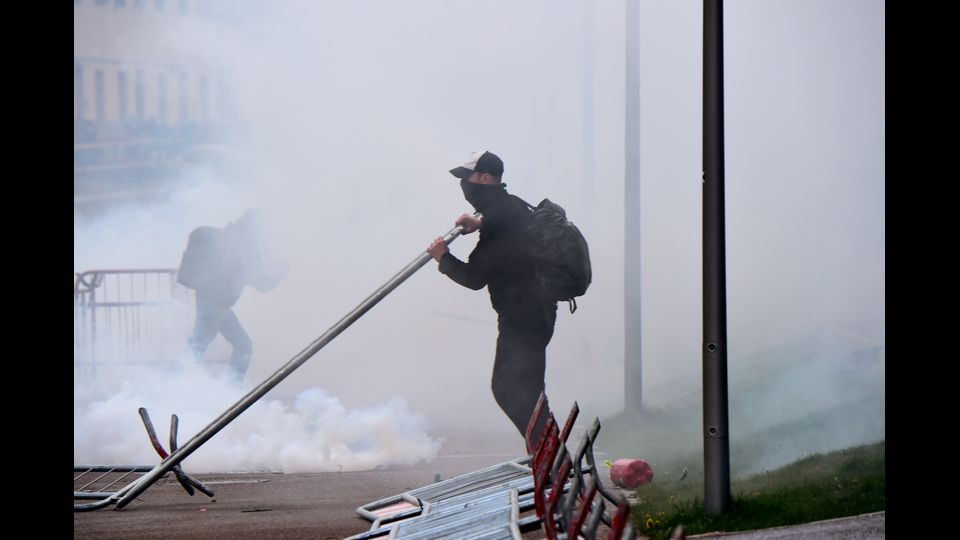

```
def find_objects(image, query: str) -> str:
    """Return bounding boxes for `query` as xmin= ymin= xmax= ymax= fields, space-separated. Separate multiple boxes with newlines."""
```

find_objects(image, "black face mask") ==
xmin=460 ymin=178 xmax=501 ymax=211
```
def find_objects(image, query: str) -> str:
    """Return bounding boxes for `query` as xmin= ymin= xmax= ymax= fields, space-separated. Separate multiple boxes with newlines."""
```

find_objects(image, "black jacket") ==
xmin=178 ymin=223 xmax=285 ymax=308
xmin=439 ymin=184 xmax=555 ymax=328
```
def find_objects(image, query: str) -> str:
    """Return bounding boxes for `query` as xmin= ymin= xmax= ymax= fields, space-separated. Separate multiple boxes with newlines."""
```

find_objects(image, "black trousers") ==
xmin=187 ymin=294 xmax=253 ymax=381
xmin=491 ymin=302 xmax=558 ymax=446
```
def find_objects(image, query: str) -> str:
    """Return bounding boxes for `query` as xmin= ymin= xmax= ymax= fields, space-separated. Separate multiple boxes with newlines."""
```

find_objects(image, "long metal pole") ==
xmin=112 ymin=216 xmax=477 ymax=510
xmin=624 ymin=0 xmax=643 ymax=413
xmin=703 ymin=0 xmax=731 ymax=514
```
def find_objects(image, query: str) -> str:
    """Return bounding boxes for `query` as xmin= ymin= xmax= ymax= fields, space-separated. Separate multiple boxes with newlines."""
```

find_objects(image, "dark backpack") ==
xmin=176 ymin=226 xmax=224 ymax=292
xmin=520 ymin=198 xmax=592 ymax=312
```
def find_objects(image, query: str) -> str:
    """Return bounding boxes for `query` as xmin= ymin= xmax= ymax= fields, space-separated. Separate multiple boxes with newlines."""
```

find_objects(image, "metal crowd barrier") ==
xmin=348 ymin=393 xmax=636 ymax=539
xmin=74 ymin=268 xmax=192 ymax=378
xmin=74 ymin=406 xmax=213 ymax=511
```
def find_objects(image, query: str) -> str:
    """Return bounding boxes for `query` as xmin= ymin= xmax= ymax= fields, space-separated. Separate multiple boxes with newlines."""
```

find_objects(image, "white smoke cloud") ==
xmin=75 ymin=0 xmax=884 ymax=475
xmin=74 ymin=360 xmax=441 ymax=473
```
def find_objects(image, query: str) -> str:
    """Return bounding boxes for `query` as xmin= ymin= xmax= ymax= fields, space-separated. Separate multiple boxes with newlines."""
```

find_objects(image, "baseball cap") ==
xmin=449 ymin=150 xmax=504 ymax=179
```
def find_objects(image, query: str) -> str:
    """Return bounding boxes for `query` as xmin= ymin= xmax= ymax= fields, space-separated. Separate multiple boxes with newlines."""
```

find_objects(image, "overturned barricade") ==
xmin=74 ymin=465 xmax=154 ymax=504
xmin=74 ymin=406 xmax=214 ymax=511
xmin=73 ymin=217 xmax=475 ymax=511
xmin=348 ymin=393 xmax=636 ymax=540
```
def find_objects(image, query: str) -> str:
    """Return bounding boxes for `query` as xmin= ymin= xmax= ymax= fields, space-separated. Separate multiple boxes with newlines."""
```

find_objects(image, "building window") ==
xmin=158 ymin=73 xmax=168 ymax=124
xmin=75 ymin=65 xmax=85 ymax=120
xmin=134 ymin=0 xmax=145 ymax=8
xmin=135 ymin=69 xmax=146 ymax=120
xmin=95 ymin=70 xmax=106 ymax=122
xmin=178 ymin=73 xmax=189 ymax=122
xmin=118 ymin=71 xmax=129 ymax=121
xmin=179 ymin=0 xmax=187 ymax=14
xmin=155 ymin=0 xmax=166 ymax=11
xmin=116 ymin=0 xmax=127 ymax=7
xmin=95 ymin=0 xmax=109 ymax=5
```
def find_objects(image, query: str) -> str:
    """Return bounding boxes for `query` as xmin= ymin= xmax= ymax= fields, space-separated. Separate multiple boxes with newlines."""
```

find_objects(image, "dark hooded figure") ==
xmin=427 ymin=150 xmax=557 ymax=444
xmin=177 ymin=209 xmax=288 ymax=381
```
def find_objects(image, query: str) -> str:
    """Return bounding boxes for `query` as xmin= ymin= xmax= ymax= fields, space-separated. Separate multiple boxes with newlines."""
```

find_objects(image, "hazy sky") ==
xmin=75 ymin=0 xmax=884 ymax=472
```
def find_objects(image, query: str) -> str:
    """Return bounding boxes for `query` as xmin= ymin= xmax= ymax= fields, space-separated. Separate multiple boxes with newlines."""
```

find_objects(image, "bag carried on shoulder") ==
xmin=520 ymin=198 xmax=592 ymax=313
xmin=176 ymin=226 xmax=222 ymax=291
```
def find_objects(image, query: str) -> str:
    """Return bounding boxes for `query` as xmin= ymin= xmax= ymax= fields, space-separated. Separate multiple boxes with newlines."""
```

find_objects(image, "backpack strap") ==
xmin=514 ymin=195 xmax=536 ymax=212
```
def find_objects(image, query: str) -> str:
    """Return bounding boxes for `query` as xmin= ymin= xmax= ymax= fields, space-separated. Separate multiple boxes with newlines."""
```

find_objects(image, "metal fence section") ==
xmin=74 ymin=465 xmax=156 ymax=506
xmin=349 ymin=395 xmax=637 ymax=539
xmin=74 ymin=406 xmax=214 ymax=511
xmin=74 ymin=268 xmax=193 ymax=378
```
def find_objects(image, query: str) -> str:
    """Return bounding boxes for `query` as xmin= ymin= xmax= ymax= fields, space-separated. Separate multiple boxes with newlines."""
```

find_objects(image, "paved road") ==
xmin=75 ymin=430 xmax=539 ymax=539
xmin=74 ymin=430 xmax=884 ymax=539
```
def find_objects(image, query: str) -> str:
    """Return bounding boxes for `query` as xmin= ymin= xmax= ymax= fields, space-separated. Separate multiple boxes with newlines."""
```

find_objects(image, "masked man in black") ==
xmin=427 ymin=150 xmax=557 ymax=444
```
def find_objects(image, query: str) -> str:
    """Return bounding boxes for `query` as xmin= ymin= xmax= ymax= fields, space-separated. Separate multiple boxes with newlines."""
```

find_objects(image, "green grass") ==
xmin=629 ymin=441 xmax=885 ymax=539
xmin=590 ymin=337 xmax=884 ymax=538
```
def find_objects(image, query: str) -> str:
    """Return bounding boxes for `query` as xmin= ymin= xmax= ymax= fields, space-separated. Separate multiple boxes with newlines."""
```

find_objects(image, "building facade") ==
xmin=74 ymin=0 xmax=230 ymax=201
